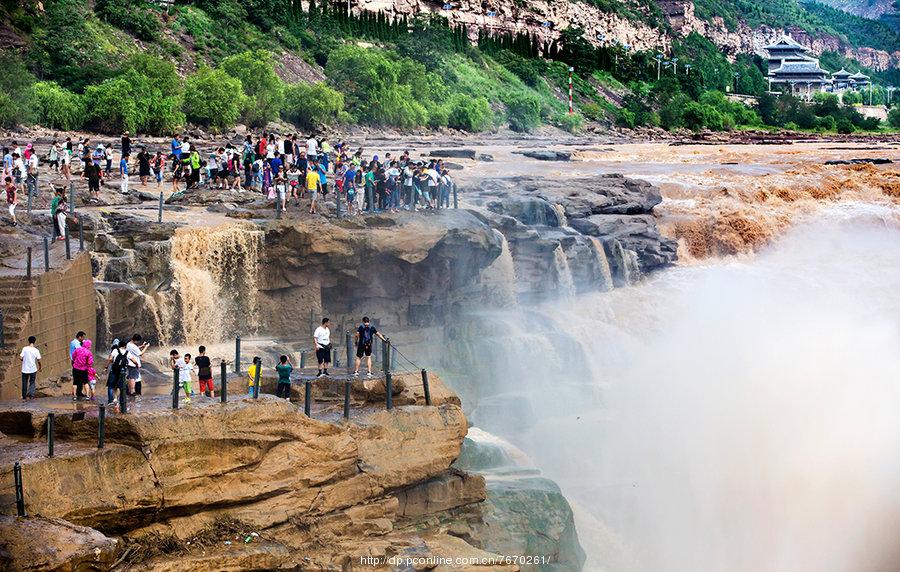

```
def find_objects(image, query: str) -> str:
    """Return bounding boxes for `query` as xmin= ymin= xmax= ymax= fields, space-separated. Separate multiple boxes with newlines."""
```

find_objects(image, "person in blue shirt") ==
xmin=343 ymin=165 xmax=357 ymax=215
xmin=317 ymin=161 xmax=328 ymax=196
xmin=119 ymin=154 xmax=129 ymax=194
xmin=171 ymin=135 xmax=183 ymax=160
xmin=270 ymin=151 xmax=283 ymax=179
xmin=69 ymin=331 xmax=85 ymax=360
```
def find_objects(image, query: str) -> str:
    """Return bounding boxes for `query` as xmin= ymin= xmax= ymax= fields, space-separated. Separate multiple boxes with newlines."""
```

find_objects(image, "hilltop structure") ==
xmin=763 ymin=35 xmax=875 ymax=98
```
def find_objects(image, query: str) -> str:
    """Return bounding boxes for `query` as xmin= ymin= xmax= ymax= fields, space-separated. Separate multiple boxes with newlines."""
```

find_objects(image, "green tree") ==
xmin=502 ymin=90 xmax=541 ymax=132
xmin=889 ymin=107 xmax=900 ymax=129
xmin=29 ymin=81 xmax=85 ymax=130
xmin=221 ymin=50 xmax=285 ymax=127
xmin=447 ymin=94 xmax=491 ymax=131
xmin=84 ymin=77 xmax=143 ymax=133
xmin=183 ymin=67 xmax=246 ymax=130
xmin=281 ymin=82 xmax=345 ymax=128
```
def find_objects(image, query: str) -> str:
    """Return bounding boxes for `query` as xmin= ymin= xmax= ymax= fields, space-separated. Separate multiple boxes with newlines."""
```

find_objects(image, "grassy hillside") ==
xmin=802 ymin=1 xmax=900 ymax=53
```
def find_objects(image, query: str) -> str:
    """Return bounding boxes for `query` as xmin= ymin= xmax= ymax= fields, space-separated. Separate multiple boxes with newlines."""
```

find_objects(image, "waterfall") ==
xmin=552 ymin=203 xmax=568 ymax=227
xmin=588 ymin=237 xmax=614 ymax=292
xmin=480 ymin=230 xmax=518 ymax=308
xmin=553 ymin=245 xmax=576 ymax=297
xmin=165 ymin=224 xmax=264 ymax=344
xmin=458 ymin=211 xmax=900 ymax=571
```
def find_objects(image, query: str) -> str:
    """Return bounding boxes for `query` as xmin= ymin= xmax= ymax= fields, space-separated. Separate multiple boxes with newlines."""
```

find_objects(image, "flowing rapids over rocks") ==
xmin=461 ymin=205 xmax=900 ymax=571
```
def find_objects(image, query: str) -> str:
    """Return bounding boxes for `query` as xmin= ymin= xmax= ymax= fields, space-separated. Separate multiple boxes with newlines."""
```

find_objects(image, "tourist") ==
xmin=439 ymin=169 xmax=453 ymax=208
xmin=170 ymin=349 xmax=194 ymax=403
xmin=104 ymin=145 xmax=113 ymax=176
xmin=188 ymin=148 xmax=201 ymax=189
xmin=275 ymin=355 xmax=293 ymax=398
xmin=343 ymin=163 xmax=357 ymax=216
xmin=126 ymin=334 xmax=149 ymax=396
xmin=86 ymin=363 xmax=98 ymax=401
xmin=247 ymin=356 xmax=261 ymax=395
xmin=60 ymin=142 xmax=71 ymax=181
xmin=195 ymin=345 xmax=214 ymax=398
xmin=12 ymin=153 xmax=24 ymax=195
xmin=275 ymin=174 xmax=287 ymax=212
xmin=25 ymin=145 xmax=38 ymax=202
xmin=71 ymin=338 xmax=94 ymax=401
xmin=2 ymin=147 xmax=12 ymax=180
xmin=363 ymin=163 xmax=375 ymax=212
xmin=83 ymin=156 xmax=103 ymax=199
xmin=306 ymin=134 xmax=318 ymax=163
xmin=48 ymin=140 xmax=60 ymax=173
xmin=306 ymin=163 xmax=320 ymax=214
xmin=19 ymin=335 xmax=41 ymax=401
xmin=153 ymin=152 xmax=164 ymax=188
xmin=171 ymin=134 xmax=183 ymax=160
xmin=354 ymin=317 xmax=385 ymax=378
xmin=314 ymin=318 xmax=332 ymax=378
xmin=5 ymin=176 xmax=17 ymax=226
xmin=121 ymin=131 xmax=131 ymax=158
xmin=171 ymin=155 xmax=184 ymax=193
xmin=138 ymin=147 xmax=151 ymax=187
xmin=119 ymin=153 xmax=129 ymax=194
xmin=107 ymin=339 xmax=129 ymax=407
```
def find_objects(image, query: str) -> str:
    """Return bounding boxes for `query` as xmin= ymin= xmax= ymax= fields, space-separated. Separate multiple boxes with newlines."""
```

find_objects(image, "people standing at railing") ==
xmin=19 ymin=335 xmax=41 ymax=401
xmin=170 ymin=349 xmax=194 ymax=404
xmin=106 ymin=339 xmax=128 ymax=407
xmin=195 ymin=346 xmax=215 ymax=398
xmin=276 ymin=355 xmax=293 ymax=398
xmin=314 ymin=318 xmax=332 ymax=378
xmin=69 ymin=331 xmax=84 ymax=400
xmin=354 ymin=316 xmax=386 ymax=378
xmin=126 ymin=334 xmax=149 ymax=397
xmin=71 ymin=338 xmax=94 ymax=402
xmin=247 ymin=356 xmax=261 ymax=395
xmin=5 ymin=176 xmax=17 ymax=226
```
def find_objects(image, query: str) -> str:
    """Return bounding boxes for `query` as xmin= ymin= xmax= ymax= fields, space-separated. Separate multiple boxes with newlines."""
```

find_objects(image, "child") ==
xmin=275 ymin=175 xmax=287 ymax=212
xmin=248 ymin=356 xmax=261 ymax=395
xmin=119 ymin=154 xmax=129 ymax=194
xmin=275 ymin=355 xmax=293 ymax=399
xmin=87 ymin=365 xmax=97 ymax=401
xmin=170 ymin=349 xmax=194 ymax=403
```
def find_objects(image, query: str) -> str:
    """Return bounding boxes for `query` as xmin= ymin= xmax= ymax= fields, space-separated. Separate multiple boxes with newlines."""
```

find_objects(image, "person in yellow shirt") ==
xmin=247 ymin=356 xmax=261 ymax=395
xmin=306 ymin=165 xmax=320 ymax=215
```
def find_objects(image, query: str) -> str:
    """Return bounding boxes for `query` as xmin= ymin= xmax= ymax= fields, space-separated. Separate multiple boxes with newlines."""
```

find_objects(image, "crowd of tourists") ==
xmin=4 ymin=131 xmax=458 ymax=233
xmin=18 ymin=316 xmax=388 ymax=408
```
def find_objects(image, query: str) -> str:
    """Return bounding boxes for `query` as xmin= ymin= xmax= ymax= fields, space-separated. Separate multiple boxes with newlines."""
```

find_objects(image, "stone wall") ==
xmin=0 ymin=253 xmax=97 ymax=400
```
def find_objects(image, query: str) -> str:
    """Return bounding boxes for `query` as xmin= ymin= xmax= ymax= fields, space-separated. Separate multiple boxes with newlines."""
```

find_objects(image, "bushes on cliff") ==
xmin=221 ymin=50 xmax=285 ymax=127
xmin=889 ymin=107 xmax=900 ymax=129
xmin=29 ymin=82 xmax=85 ymax=131
xmin=281 ymin=82 xmax=346 ymax=128
xmin=95 ymin=0 xmax=161 ymax=41
xmin=502 ymin=91 xmax=541 ymax=132
xmin=84 ymin=69 xmax=184 ymax=134
xmin=183 ymin=67 xmax=246 ymax=130
xmin=447 ymin=95 xmax=492 ymax=131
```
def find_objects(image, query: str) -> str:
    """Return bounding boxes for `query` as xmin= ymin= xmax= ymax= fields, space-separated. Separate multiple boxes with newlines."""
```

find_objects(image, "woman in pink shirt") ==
xmin=71 ymin=339 xmax=94 ymax=401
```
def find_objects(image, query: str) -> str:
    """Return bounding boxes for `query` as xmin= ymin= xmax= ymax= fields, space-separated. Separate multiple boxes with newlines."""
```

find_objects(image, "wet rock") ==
xmin=430 ymin=149 xmax=477 ymax=159
xmin=487 ymin=197 xmax=562 ymax=227
xmin=0 ymin=515 xmax=119 ymax=571
xmin=478 ymin=154 xmax=495 ymax=162
xmin=570 ymin=214 xmax=677 ymax=273
xmin=513 ymin=150 xmax=572 ymax=161
xmin=824 ymin=157 xmax=893 ymax=165
xmin=166 ymin=187 xmax=258 ymax=206
xmin=394 ymin=469 xmax=486 ymax=518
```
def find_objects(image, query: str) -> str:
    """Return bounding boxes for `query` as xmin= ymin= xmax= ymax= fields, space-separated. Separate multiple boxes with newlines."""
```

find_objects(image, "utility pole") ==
xmin=733 ymin=72 xmax=740 ymax=95
xmin=672 ymin=57 xmax=679 ymax=75
xmin=655 ymin=54 xmax=663 ymax=81
xmin=568 ymin=66 xmax=574 ymax=114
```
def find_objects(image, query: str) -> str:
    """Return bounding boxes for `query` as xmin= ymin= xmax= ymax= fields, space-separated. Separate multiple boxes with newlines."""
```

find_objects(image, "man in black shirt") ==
xmin=354 ymin=316 xmax=386 ymax=378
xmin=83 ymin=161 xmax=103 ymax=199
xmin=195 ymin=345 xmax=214 ymax=398
xmin=121 ymin=131 xmax=131 ymax=158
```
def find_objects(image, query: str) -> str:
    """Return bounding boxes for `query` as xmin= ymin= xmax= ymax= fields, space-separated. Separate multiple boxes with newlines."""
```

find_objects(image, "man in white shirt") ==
xmin=306 ymin=136 xmax=318 ymax=162
xmin=20 ymin=335 xmax=41 ymax=400
xmin=126 ymin=334 xmax=149 ymax=396
xmin=313 ymin=317 xmax=331 ymax=378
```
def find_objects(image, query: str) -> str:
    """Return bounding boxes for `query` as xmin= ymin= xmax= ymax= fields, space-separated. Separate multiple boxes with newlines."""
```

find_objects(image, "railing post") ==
xmin=119 ymin=376 xmax=127 ymax=414
xmin=385 ymin=372 xmax=393 ymax=410
xmin=13 ymin=461 xmax=25 ymax=517
xmin=64 ymin=227 xmax=71 ymax=260
xmin=158 ymin=192 xmax=163 ymax=223
xmin=343 ymin=380 xmax=351 ymax=419
xmin=234 ymin=336 xmax=241 ymax=373
xmin=26 ymin=185 xmax=32 ymax=214
xmin=336 ymin=186 xmax=342 ymax=218
xmin=422 ymin=369 xmax=432 ymax=406
xmin=367 ymin=184 xmax=374 ymax=213
xmin=304 ymin=380 xmax=312 ymax=416
xmin=78 ymin=218 xmax=84 ymax=252
xmin=69 ymin=181 xmax=75 ymax=217
xmin=172 ymin=366 xmax=180 ymax=410
xmin=0 ymin=310 xmax=4 ymax=348
xmin=98 ymin=404 xmax=106 ymax=449
xmin=43 ymin=236 xmax=49 ymax=272
xmin=47 ymin=413 xmax=55 ymax=457
xmin=300 ymin=352 xmax=306 ymax=369
xmin=26 ymin=247 xmax=32 ymax=280
xmin=346 ymin=331 xmax=352 ymax=375
xmin=453 ymin=184 xmax=458 ymax=209
xmin=276 ymin=195 xmax=282 ymax=219
xmin=220 ymin=360 xmax=228 ymax=403
xmin=253 ymin=360 xmax=261 ymax=399
xmin=384 ymin=338 xmax=392 ymax=410
xmin=308 ymin=308 xmax=314 ymax=336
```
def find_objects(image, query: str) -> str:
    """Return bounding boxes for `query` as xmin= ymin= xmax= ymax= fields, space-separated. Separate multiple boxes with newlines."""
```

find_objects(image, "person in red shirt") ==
xmin=5 ymin=176 xmax=17 ymax=226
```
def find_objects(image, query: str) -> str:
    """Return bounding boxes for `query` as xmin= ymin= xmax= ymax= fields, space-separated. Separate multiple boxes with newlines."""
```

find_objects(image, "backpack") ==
xmin=112 ymin=350 xmax=129 ymax=373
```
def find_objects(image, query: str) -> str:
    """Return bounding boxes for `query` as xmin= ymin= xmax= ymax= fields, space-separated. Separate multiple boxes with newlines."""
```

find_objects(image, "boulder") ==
xmin=0 ymin=515 xmax=119 ymax=571
xmin=570 ymin=214 xmax=677 ymax=273
xmin=513 ymin=150 xmax=572 ymax=161
xmin=430 ymin=149 xmax=477 ymax=160
xmin=166 ymin=188 xmax=259 ymax=206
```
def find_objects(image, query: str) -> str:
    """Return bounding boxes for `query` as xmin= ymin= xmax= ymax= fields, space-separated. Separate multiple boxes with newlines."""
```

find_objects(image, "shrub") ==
xmin=0 ymin=92 xmax=28 ymax=129
xmin=221 ymin=50 xmax=285 ymax=127
xmin=84 ymin=77 xmax=143 ymax=133
xmin=816 ymin=115 xmax=836 ymax=131
xmin=447 ymin=95 xmax=491 ymax=131
xmin=95 ymin=0 xmax=161 ymax=41
xmin=183 ymin=67 xmax=245 ymax=130
xmin=502 ymin=90 xmax=541 ymax=132
xmin=123 ymin=54 xmax=181 ymax=98
xmin=617 ymin=108 xmax=636 ymax=128
xmin=889 ymin=107 xmax=900 ymax=129
xmin=842 ymin=91 xmax=863 ymax=105
xmin=682 ymin=102 xmax=725 ymax=131
xmin=281 ymin=82 xmax=345 ymax=128
xmin=836 ymin=118 xmax=855 ymax=134
xmin=858 ymin=116 xmax=881 ymax=130
xmin=556 ymin=112 xmax=584 ymax=133
xmin=29 ymin=81 xmax=85 ymax=130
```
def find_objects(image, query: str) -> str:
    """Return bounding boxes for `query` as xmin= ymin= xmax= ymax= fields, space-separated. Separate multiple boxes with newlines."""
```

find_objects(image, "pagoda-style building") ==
xmin=763 ymin=35 xmax=831 ymax=95
xmin=831 ymin=68 xmax=852 ymax=91
xmin=849 ymin=71 xmax=870 ymax=88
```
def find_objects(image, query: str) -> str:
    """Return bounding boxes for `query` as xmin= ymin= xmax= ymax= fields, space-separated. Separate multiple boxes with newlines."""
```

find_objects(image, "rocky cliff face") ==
xmin=0 ymin=375 xmax=583 ymax=570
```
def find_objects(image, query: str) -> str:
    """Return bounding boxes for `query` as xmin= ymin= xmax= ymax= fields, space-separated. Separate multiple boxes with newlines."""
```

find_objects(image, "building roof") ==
xmin=769 ymin=61 xmax=828 ymax=75
xmin=763 ymin=35 xmax=811 ymax=52
xmin=849 ymin=71 xmax=870 ymax=80
xmin=830 ymin=68 xmax=852 ymax=78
